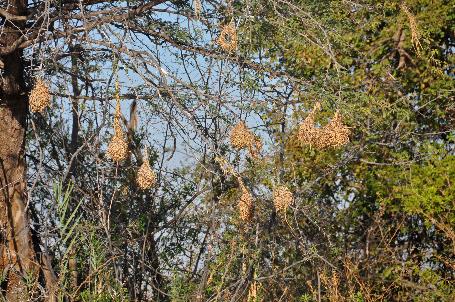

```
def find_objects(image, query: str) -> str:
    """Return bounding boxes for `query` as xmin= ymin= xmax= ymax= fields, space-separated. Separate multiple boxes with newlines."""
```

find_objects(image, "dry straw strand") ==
xmin=193 ymin=0 xmax=201 ymax=19
xmin=246 ymin=280 xmax=258 ymax=302
xmin=29 ymin=79 xmax=51 ymax=113
xmin=401 ymin=4 xmax=422 ymax=55
xmin=137 ymin=148 xmax=157 ymax=190
xmin=320 ymin=270 xmax=342 ymax=302
xmin=237 ymin=178 xmax=253 ymax=222
xmin=113 ymin=97 xmax=122 ymax=135
xmin=218 ymin=21 xmax=237 ymax=53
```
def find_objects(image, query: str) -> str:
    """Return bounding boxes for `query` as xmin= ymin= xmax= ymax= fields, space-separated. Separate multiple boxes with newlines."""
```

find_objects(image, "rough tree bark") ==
xmin=0 ymin=0 xmax=41 ymax=300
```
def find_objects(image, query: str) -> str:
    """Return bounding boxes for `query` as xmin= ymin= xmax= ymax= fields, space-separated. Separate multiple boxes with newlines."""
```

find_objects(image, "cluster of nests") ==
xmin=29 ymin=80 xmax=156 ymax=190
xmin=106 ymin=99 xmax=157 ymax=190
xmin=31 ymin=86 xmax=348 ymax=222
xmin=297 ymin=102 xmax=351 ymax=149
xmin=236 ymin=178 xmax=294 ymax=223
xmin=229 ymin=102 xmax=350 ymax=222
xmin=227 ymin=119 xmax=293 ymax=221
xmin=229 ymin=102 xmax=350 ymax=158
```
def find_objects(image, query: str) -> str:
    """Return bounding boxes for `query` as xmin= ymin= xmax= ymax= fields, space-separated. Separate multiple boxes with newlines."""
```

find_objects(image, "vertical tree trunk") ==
xmin=0 ymin=0 xmax=40 ymax=300
xmin=68 ymin=43 xmax=81 ymax=294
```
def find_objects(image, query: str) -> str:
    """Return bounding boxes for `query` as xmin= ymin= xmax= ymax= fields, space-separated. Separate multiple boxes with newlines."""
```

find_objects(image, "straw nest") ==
xmin=297 ymin=102 xmax=350 ymax=149
xmin=218 ymin=22 xmax=237 ymax=52
xmin=29 ymin=79 xmax=51 ymax=113
xmin=273 ymin=186 xmax=293 ymax=217
xmin=230 ymin=121 xmax=262 ymax=158
xmin=107 ymin=99 xmax=129 ymax=162
xmin=137 ymin=149 xmax=157 ymax=190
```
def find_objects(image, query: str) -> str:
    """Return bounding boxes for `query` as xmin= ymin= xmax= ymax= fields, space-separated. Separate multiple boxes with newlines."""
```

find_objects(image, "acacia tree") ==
xmin=1 ymin=0 xmax=453 ymax=301
xmin=1 ymin=0 xmax=292 ymax=300
xmin=204 ymin=0 xmax=454 ymax=301
xmin=0 ymin=0 xmax=225 ymax=300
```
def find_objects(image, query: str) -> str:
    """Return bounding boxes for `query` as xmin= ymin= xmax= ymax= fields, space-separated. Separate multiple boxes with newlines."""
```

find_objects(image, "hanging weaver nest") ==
xmin=193 ymin=0 xmax=202 ymax=19
xmin=319 ymin=111 xmax=350 ymax=149
xmin=107 ymin=134 xmax=128 ymax=162
xmin=217 ymin=21 xmax=237 ymax=52
xmin=297 ymin=102 xmax=321 ymax=147
xmin=229 ymin=121 xmax=262 ymax=158
xmin=137 ymin=149 xmax=157 ymax=190
xmin=29 ymin=79 xmax=51 ymax=113
xmin=230 ymin=121 xmax=251 ymax=149
xmin=237 ymin=178 xmax=253 ymax=222
xmin=297 ymin=103 xmax=350 ymax=150
xmin=107 ymin=98 xmax=129 ymax=162
xmin=273 ymin=186 xmax=293 ymax=217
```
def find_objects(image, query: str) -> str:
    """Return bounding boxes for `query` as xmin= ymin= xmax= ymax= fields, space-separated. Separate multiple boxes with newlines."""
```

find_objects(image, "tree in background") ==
xmin=205 ymin=0 xmax=454 ymax=301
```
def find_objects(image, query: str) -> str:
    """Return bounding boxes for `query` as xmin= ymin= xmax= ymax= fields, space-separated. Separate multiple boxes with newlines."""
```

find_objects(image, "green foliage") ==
xmin=169 ymin=272 xmax=197 ymax=302
xmin=80 ymin=286 xmax=129 ymax=302
xmin=51 ymin=181 xmax=130 ymax=301
xmin=226 ymin=0 xmax=455 ymax=300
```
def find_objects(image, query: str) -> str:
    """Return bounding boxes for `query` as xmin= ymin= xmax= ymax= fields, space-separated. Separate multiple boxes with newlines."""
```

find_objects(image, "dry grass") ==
xmin=401 ymin=4 xmax=422 ymax=55
xmin=193 ymin=0 xmax=201 ymax=19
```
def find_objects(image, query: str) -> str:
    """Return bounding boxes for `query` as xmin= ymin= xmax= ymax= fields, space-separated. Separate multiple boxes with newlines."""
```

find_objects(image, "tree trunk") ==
xmin=0 ymin=0 xmax=40 ymax=300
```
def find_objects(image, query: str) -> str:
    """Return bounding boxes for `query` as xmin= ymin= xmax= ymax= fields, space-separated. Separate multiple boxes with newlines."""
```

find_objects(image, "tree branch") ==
xmin=0 ymin=0 xmax=168 ymax=56
xmin=0 ymin=8 xmax=27 ymax=21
